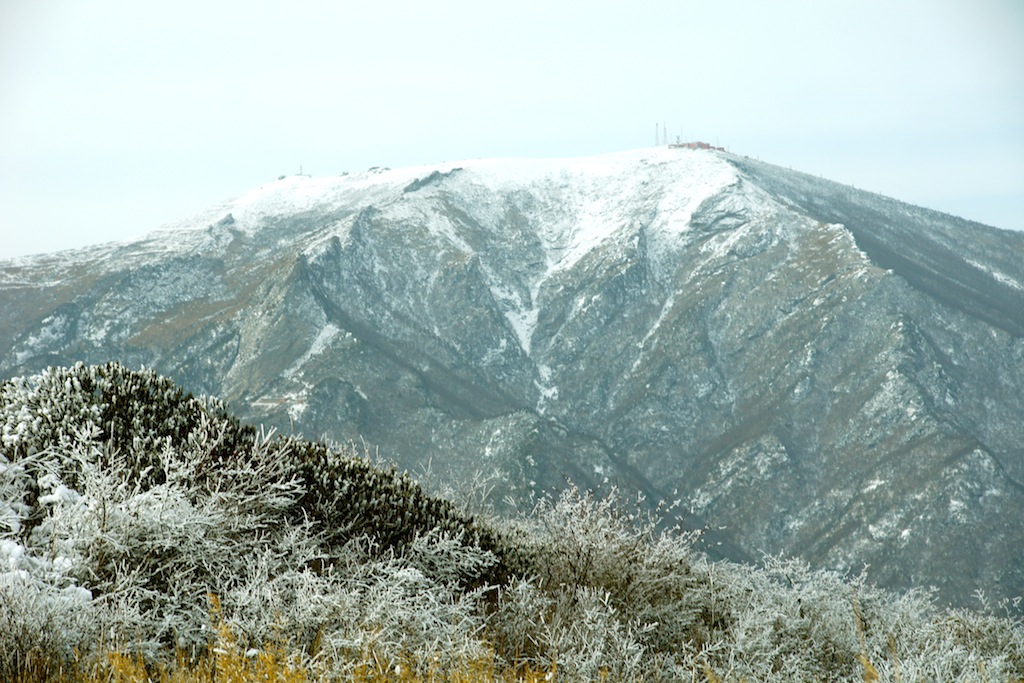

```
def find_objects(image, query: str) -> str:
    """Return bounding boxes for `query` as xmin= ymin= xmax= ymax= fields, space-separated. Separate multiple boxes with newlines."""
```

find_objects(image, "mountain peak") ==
xmin=3 ymin=148 xmax=1023 ymax=609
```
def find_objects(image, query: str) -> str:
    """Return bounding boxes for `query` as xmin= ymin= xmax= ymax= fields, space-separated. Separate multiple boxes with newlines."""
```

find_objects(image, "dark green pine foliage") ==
xmin=271 ymin=437 xmax=512 ymax=586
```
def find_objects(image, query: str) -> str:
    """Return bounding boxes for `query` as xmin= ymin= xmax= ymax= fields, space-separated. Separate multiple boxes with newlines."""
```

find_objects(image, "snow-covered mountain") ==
xmin=3 ymin=147 xmax=1023 ymax=608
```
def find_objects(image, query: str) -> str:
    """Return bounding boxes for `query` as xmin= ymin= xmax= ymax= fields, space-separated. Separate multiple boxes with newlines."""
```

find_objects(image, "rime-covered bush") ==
xmin=492 ymin=488 xmax=1024 ymax=681
xmin=0 ymin=563 xmax=98 ymax=682
xmin=277 ymin=436 xmax=510 ymax=586
xmin=1 ymin=363 xmax=1022 ymax=682
xmin=214 ymin=532 xmax=496 ymax=678
xmin=1 ymin=415 xmax=313 ymax=658
xmin=489 ymin=488 xmax=703 ymax=679
xmin=0 ymin=362 xmax=498 ymax=565
xmin=0 ymin=363 xmax=503 ymax=679
xmin=0 ymin=362 xmax=254 ymax=486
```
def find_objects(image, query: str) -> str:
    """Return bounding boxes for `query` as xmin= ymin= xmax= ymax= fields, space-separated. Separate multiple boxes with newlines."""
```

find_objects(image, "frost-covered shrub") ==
xmin=0 ymin=564 xmax=97 ymax=682
xmin=503 ymin=490 xmax=702 ymax=632
xmin=279 ymin=436 xmax=510 ymax=587
xmin=0 ymin=361 xmax=253 ymax=473
xmin=215 ymin=532 xmax=496 ymax=680
xmin=1 ymin=363 xmax=1022 ymax=682
xmin=490 ymin=488 xmax=701 ymax=681
xmin=492 ymin=487 xmax=1024 ymax=682
xmin=0 ymin=363 xmax=507 ymax=678
xmin=1 ymin=417 xmax=313 ymax=659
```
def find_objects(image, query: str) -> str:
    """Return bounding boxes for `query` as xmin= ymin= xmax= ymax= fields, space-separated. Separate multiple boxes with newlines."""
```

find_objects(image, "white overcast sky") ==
xmin=2 ymin=0 xmax=1022 ymax=259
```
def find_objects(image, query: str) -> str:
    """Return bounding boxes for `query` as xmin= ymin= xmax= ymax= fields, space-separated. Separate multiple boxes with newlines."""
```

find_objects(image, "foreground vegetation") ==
xmin=2 ymin=363 xmax=1022 ymax=682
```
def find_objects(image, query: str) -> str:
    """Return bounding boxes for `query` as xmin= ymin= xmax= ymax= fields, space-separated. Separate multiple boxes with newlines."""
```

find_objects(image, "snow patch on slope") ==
xmin=630 ymin=293 xmax=678 ymax=373
xmin=466 ymin=147 xmax=737 ymax=276
xmin=284 ymin=323 xmax=341 ymax=378
xmin=91 ymin=162 xmax=465 ymax=262
xmin=965 ymin=258 xmax=1024 ymax=291
xmin=456 ymin=148 xmax=738 ymax=356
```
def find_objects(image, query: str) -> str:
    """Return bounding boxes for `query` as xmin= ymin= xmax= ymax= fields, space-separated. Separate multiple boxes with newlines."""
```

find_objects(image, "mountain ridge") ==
xmin=2 ymin=147 xmax=1022 ymax=608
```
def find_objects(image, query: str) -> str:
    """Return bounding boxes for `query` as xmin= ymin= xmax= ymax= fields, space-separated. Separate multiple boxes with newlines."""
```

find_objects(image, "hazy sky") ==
xmin=2 ymin=0 xmax=1022 ymax=259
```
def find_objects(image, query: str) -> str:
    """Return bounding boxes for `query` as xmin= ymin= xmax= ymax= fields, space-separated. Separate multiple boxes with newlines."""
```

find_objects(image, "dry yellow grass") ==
xmin=77 ymin=643 xmax=557 ymax=683
xmin=14 ymin=602 xmax=558 ymax=683
xmin=76 ymin=596 xmax=551 ymax=683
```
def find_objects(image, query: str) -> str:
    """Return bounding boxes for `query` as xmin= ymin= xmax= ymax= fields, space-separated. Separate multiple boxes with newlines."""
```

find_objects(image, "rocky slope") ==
xmin=2 ymin=147 xmax=1023 ymax=608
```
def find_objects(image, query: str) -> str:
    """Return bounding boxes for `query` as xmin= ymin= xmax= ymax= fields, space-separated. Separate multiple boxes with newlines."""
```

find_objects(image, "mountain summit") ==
xmin=2 ymin=147 xmax=1023 ymax=608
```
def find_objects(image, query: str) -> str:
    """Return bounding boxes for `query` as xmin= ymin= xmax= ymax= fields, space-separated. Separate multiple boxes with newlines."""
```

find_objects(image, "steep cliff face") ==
xmin=2 ymin=148 xmax=1023 ymax=607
